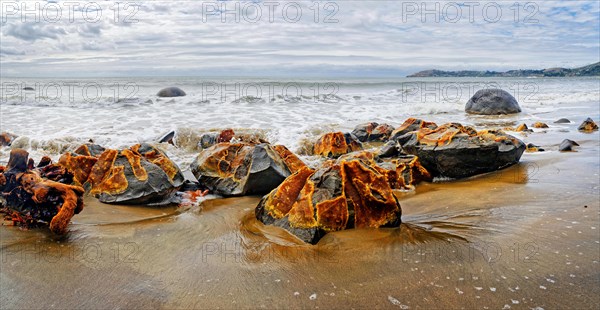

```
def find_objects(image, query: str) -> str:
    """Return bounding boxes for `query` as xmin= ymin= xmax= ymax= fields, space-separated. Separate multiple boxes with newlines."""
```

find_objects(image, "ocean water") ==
xmin=1 ymin=76 xmax=599 ymax=167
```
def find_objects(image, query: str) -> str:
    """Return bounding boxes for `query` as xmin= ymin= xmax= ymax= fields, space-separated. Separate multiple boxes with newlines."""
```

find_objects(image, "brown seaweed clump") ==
xmin=0 ymin=149 xmax=84 ymax=234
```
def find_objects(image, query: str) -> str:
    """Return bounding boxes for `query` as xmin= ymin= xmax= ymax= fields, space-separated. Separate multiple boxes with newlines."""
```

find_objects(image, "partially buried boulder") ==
xmin=578 ymin=118 xmax=598 ymax=132
xmin=559 ymin=139 xmax=579 ymax=152
xmin=59 ymin=143 xmax=184 ymax=204
xmin=255 ymin=157 xmax=402 ymax=244
xmin=526 ymin=143 xmax=544 ymax=152
xmin=157 ymin=87 xmax=186 ymax=97
xmin=0 ymin=149 xmax=84 ymax=234
xmin=397 ymin=122 xmax=526 ymax=179
xmin=505 ymin=123 xmax=531 ymax=132
xmin=351 ymin=122 xmax=395 ymax=142
xmin=157 ymin=131 xmax=176 ymax=145
xmin=313 ymin=132 xmax=362 ymax=158
xmin=515 ymin=123 xmax=530 ymax=132
xmin=465 ymin=89 xmax=521 ymax=115
xmin=190 ymin=142 xmax=293 ymax=196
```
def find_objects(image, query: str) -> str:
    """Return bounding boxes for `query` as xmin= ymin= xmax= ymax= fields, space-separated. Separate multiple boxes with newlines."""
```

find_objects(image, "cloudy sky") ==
xmin=1 ymin=0 xmax=599 ymax=77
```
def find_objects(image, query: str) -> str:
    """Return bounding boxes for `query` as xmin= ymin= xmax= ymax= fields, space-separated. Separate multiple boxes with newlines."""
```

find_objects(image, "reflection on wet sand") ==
xmin=2 ymin=131 xmax=599 ymax=309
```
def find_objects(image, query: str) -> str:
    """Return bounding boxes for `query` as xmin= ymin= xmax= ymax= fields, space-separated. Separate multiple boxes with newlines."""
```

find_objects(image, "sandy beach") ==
xmin=1 ymin=112 xmax=598 ymax=309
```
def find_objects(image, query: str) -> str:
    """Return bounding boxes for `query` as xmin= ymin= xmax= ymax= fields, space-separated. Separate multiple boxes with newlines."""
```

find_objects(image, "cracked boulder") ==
xmin=390 ymin=118 xmax=438 ymax=141
xmin=397 ymin=122 xmax=526 ymax=179
xmin=255 ymin=157 xmax=402 ymax=244
xmin=89 ymin=144 xmax=184 ymax=204
xmin=351 ymin=122 xmax=395 ymax=142
xmin=57 ymin=144 xmax=105 ymax=185
xmin=190 ymin=142 xmax=295 ymax=196
xmin=313 ymin=132 xmax=362 ymax=158
xmin=58 ymin=143 xmax=184 ymax=204
xmin=338 ymin=151 xmax=432 ymax=190
xmin=272 ymin=144 xmax=308 ymax=173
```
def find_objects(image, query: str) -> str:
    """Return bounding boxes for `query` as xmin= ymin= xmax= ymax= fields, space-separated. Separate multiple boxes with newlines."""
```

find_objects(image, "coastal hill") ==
xmin=407 ymin=62 xmax=600 ymax=77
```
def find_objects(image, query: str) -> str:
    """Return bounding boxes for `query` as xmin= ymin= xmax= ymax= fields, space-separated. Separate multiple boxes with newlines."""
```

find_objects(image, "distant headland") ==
xmin=407 ymin=62 xmax=600 ymax=77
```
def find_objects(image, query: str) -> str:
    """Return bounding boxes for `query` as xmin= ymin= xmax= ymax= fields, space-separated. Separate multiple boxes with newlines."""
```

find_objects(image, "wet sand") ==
xmin=1 ymin=122 xmax=599 ymax=309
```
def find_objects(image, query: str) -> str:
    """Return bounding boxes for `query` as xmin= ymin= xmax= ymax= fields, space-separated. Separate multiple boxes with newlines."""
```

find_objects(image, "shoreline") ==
xmin=1 ymin=135 xmax=598 ymax=308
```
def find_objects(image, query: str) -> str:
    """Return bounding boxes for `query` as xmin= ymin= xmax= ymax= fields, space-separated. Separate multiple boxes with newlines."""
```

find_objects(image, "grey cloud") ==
xmin=77 ymin=24 xmax=104 ymax=37
xmin=82 ymin=41 xmax=102 ymax=51
xmin=3 ymin=23 xmax=66 ymax=42
xmin=0 ymin=0 xmax=598 ymax=77
xmin=0 ymin=47 xmax=26 ymax=56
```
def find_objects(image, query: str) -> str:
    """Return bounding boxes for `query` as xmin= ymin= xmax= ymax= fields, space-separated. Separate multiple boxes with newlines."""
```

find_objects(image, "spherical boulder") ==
xmin=465 ymin=89 xmax=521 ymax=115
xmin=157 ymin=87 xmax=186 ymax=97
